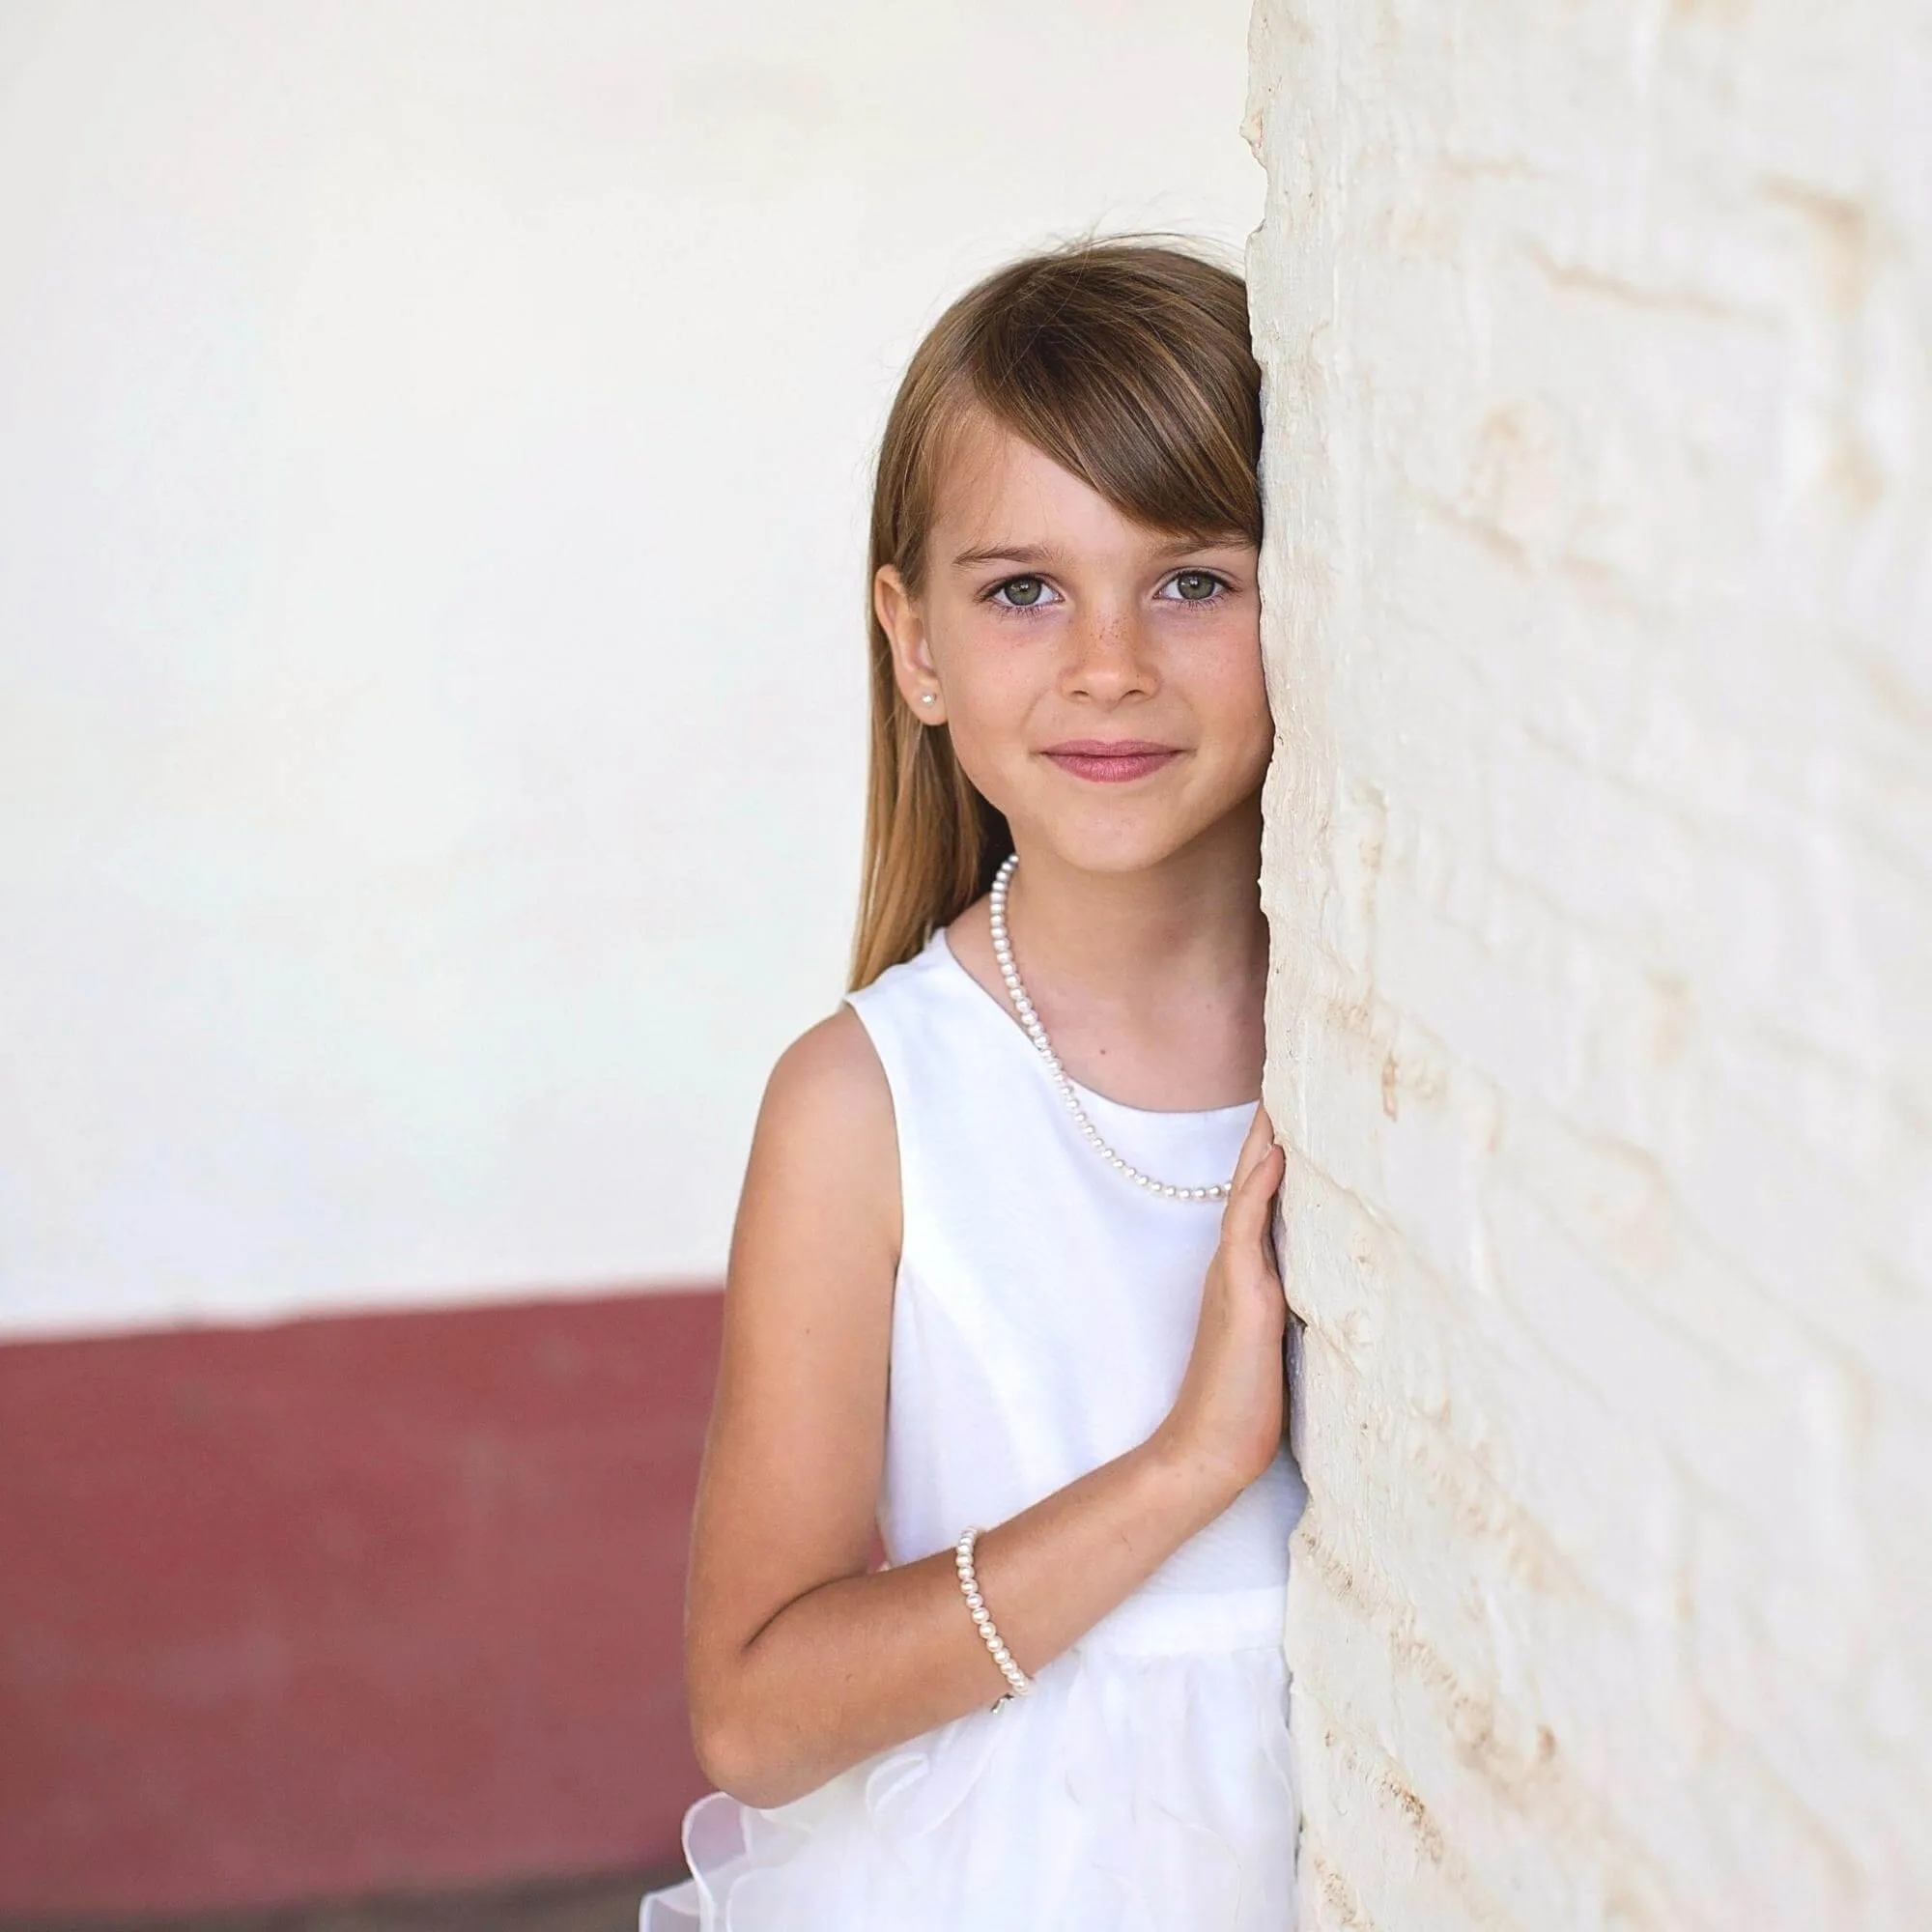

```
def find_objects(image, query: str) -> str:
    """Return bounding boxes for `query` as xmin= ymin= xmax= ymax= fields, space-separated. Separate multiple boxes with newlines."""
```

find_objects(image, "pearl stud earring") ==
xmin=920 ymin=693 xmax=936 ymax=706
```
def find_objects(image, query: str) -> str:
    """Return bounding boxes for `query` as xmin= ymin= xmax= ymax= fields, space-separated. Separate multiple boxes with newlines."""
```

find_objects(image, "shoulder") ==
xmin=743 ymin=1004 xmax=898 ymax=1252
xmin=763 ymin=1004 xmax=891 ymax=1131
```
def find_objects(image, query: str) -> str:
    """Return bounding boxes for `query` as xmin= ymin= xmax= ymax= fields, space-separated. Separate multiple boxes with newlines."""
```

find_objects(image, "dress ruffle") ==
xmin=640 ymin=1635 xmax=1294 ymax=1932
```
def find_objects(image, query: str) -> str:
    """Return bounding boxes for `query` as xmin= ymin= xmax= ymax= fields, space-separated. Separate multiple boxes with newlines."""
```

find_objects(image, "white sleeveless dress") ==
xmin=642 ymin=928 xmax=1306 ymax=1931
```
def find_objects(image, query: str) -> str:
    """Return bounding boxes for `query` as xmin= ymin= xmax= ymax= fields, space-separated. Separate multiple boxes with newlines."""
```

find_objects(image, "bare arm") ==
xmin=684 ymin=1008 xmax=1286 ymax=1809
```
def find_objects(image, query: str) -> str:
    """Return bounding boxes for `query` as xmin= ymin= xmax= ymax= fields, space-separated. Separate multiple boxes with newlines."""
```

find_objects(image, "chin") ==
xmin=980 ymin=763 xmax=1265 ymax=879
xmin=1023 ymin=810 xmax=1238 ymax=878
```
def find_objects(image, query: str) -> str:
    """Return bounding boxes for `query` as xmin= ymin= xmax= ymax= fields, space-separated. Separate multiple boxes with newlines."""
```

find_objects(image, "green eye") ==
xmin=999 ymin=576 xmax=1046 ymax=608
xmin=1171 ymin=571 xmax=1219 ymax=602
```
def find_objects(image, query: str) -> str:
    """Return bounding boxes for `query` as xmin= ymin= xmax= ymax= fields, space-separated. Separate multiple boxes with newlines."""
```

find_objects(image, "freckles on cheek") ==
xmin=1193 ymin=677 xmax=1274 ymax=789
xmin=1195 ymin=644 xmax=1271 ymax=730
xmin=939 ymin=650 xmax=1035 ymax=745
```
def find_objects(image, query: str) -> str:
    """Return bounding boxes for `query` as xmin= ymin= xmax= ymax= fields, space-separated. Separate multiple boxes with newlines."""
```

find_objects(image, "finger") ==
xmin=1230 ymin=1101 xmax=1276 ymax=1190
xmin=1244 ymin=1137 xmax=1285 ymax=1208
xmin=1221 ymin=1140 xmax=1285 ymax=1250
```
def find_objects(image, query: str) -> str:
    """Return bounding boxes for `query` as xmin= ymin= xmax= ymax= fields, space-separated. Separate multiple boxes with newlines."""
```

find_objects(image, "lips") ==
xmin=1039 ymin=739 xmax=1182 ymax=784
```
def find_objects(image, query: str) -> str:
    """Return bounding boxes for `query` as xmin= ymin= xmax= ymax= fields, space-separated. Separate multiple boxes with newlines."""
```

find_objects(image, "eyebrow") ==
xmin=948 ymin=533 xmax=1251 ymax=571
xmin=1151 ymin=532 xmax=1252 ymax=557
xmin=950 ymin=542 xmax=1059 ymax=569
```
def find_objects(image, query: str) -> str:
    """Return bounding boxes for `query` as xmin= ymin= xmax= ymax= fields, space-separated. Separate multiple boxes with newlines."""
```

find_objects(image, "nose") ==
xmin=1060 ymin=606 xmax=1158 ymax=705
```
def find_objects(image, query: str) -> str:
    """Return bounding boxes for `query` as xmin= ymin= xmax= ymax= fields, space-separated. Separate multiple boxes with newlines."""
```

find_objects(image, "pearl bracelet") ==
xmin=953 ymin=1527 xmax=1034 ymax=1706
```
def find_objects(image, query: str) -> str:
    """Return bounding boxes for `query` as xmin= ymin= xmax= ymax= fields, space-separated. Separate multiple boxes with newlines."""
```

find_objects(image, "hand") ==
xmin=1155 ymin=1103 xmax=1289 ymax=1504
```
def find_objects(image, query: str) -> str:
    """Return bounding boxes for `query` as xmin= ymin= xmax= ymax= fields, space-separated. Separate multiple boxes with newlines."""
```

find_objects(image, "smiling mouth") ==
xmin=1039 ymin=740 xmax=1183 ymax=784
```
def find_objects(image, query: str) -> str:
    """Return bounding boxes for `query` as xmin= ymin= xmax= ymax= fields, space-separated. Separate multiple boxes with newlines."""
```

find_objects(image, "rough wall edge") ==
xmin=1245 ymin=7 xmax=1351 ymax=1925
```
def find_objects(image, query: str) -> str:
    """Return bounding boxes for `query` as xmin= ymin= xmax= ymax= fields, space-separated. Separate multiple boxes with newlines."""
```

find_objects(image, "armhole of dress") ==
xmin=841 ymin=985 xmax=915 ymax=1571
xmin=840 ymin=984 xmax=914 ymax=1285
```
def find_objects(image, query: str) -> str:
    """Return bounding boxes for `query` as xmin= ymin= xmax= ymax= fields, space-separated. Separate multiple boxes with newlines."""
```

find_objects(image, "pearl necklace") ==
xmin=986 ymin=852 xmax=1232 ymax=1204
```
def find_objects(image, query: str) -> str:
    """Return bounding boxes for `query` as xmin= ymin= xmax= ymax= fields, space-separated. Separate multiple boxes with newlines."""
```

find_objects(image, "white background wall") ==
xmin=0 ymin=0 xmax=1259 ymax=1338
xmin=1250 ymin=2 xmax=1930 ymax=1926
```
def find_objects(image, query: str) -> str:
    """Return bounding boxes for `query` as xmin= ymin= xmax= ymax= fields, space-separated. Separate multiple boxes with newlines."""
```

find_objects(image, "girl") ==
xmin=643 ymin=241 xmax=1306 ymax=1930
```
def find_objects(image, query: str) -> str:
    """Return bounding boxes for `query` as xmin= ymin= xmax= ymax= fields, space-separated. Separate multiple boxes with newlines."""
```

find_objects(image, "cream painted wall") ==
xmin=0 ymin=0 xmax=1259 ymax=1337
xmin=1249 ymin=1 xmax=1930 ymax=1926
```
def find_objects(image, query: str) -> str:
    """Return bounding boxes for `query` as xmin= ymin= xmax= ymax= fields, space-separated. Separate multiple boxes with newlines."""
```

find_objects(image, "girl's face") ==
xmin=875 ymin=412 xmax=1269 ymax=877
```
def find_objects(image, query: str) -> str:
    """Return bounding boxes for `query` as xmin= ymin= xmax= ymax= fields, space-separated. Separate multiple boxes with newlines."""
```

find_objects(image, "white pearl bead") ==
xmin=988 ymin=852 xmax=1230 ymax=1205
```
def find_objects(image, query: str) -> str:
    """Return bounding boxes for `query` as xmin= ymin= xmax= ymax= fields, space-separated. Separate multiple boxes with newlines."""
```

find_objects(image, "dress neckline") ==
xmin=930 ymin=927 xmax=1259 ymax=1125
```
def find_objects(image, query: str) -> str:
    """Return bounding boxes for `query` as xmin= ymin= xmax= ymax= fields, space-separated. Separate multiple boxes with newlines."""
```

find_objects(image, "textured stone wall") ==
xmin=1245 ymin=5 xmax=1931 ymax=1927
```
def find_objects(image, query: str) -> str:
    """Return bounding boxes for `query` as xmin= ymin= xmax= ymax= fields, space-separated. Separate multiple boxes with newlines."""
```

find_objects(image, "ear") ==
xmin=874 ymin=565 xmax=946 ymax=724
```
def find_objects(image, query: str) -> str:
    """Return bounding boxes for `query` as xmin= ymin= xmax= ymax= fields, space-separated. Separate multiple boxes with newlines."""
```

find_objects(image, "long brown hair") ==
xmin=849 ymin=240 xmax=1263 ymax=990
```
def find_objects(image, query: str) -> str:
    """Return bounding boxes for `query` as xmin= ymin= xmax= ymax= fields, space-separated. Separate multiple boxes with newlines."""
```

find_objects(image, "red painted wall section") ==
xmin=0 ymin=1289 xmax=724 ymax=1920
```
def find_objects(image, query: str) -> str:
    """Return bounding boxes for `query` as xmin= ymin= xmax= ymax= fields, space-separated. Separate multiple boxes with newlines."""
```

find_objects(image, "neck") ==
xmin=1004 ymin=803 xmax=1267 ymax=1006
xmin=952 ymin=800 xmax=1268 ymax=1112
